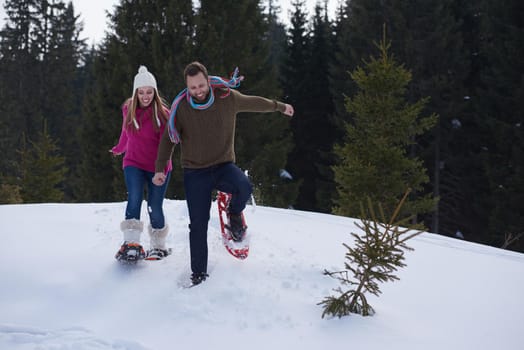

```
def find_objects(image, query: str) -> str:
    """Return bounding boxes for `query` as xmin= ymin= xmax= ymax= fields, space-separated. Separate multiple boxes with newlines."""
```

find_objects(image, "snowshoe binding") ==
xmin=145 ymin=248 xmax=172 ymax=261
xmin=226 ymin=212 xmax=247 ymax=242
xmin=115 ymin=242 xmax=146 ymax=263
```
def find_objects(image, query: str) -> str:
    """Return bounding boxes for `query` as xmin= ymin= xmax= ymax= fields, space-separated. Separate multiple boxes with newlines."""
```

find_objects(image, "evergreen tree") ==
xmin=266 ymin=0 xmax=287 ymax=77
xmin=0 ymin=0 xmax=85 ymax=201
xmin=194 ymin=0 xmax=272 ymax=89
xmin=282 ymin=2 xmax=339 ymax=213
xmin=262 ymin=2 xmax=299 ymax=207
xmin=333 ymin=33 xmax=437 ymax=220
xmin=42 ymin=1 xmax=86 ymax=199
xmin=281 ymin=0 xmax=311 ymax=210
xmin=388 ymin=0 xmax=471 ymax=239
xmin=0 ymin=0 xmax=43 ymax=173
xmin=320 ymin=190 xmax=423 ymax=318
xmin=413 ymin=0 xmax=492 ymax=244
xmin=74 ymin=59 xmax=121 ymax=201
xmin=76 ymin=0 xmax=194 ymax=201
xmin=70 ymin=47 xmax=111 ymax=201
xmin=18 ymin=120 xmax=67 ymax=203
xmin=337 ymin=0 xmax=476 ymax=240
xmin=476 ymin=0 xmax=524 ymax=251
xmin=304 ymin=4 xmax=337 ymax=212
xmin=338 ymin=0 xmax=388 ymax=68
xmin=0 ymin=182 xmax=23 ymax=204
xmin=330 ymin=1 xmax=357 ymax=125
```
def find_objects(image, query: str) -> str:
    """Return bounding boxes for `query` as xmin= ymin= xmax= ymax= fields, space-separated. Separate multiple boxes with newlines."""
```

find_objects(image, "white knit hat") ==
xmin=133 ymin=65 xmax=157 ymax=94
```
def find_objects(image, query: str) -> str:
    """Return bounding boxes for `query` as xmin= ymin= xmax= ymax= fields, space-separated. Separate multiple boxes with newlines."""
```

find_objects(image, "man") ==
xmin=153 ymin=61 xmax=294 ymax=285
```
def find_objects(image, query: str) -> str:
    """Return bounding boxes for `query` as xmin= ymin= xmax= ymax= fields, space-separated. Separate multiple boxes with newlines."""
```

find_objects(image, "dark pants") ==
xmin=183 ymin=162 xmax=253 ymax=274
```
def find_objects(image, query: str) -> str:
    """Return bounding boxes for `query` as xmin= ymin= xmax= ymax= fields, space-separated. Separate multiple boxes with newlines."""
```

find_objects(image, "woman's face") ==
xmin=137 ymin=87 xmax=155 ymax=108
xmin=186 ymin=72 xmax=210 ymax=102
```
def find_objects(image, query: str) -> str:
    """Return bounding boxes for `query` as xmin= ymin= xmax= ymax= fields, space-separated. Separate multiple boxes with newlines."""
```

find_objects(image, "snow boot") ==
xmin=227 ymin=212 xmax=246 ymax=242
xmin=145 ymin=225 xmax=171 ymax=260
xmin=115 ymin=219 xmax=145 ymax=262
xmin=190 ymin=272 xmax=209 ymax=286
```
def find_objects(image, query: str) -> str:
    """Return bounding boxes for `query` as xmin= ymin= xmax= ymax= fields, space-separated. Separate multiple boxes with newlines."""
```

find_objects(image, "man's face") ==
xmin=186 ymin=72 xmax=210 ymax=103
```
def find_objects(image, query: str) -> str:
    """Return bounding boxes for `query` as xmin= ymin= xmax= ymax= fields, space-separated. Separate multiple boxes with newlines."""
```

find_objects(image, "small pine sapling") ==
xmin=319 ymin=189 xmax=423 ymax=318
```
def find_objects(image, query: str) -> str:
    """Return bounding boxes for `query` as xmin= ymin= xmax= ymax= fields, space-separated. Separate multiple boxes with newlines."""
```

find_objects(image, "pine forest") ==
xmin=0 ymin=0 xmax=522 ymax=253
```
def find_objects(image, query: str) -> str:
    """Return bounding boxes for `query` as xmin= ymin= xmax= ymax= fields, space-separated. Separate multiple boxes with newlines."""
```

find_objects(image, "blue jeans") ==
xmin=124 ymin=166 xmax=170 ymax=229
xmin=184 ymin=162 xmax=253 ymax=274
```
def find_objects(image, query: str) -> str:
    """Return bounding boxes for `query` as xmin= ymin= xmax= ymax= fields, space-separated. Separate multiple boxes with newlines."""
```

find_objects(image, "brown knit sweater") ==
xmin=155 ymin=89 xmax=286 ymax=171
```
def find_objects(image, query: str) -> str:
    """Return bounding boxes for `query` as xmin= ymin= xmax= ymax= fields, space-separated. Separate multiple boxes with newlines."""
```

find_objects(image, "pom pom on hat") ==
xmin=133 ymin=65 xmax=157 ymax=94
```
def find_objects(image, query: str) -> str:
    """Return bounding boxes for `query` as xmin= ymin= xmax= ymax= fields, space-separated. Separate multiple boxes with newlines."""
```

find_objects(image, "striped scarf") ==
xmin=167 ymin=67 xmax=242 ymax=144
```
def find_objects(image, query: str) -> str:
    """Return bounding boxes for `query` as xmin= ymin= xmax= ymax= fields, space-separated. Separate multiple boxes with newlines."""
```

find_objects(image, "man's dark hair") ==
xmin=184 ymin=61 xmax=209 ymax=82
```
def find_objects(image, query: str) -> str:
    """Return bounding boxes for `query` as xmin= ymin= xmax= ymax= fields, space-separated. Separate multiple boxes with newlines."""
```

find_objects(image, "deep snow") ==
xmin=1 ymin=200 xmax=523 ymax=349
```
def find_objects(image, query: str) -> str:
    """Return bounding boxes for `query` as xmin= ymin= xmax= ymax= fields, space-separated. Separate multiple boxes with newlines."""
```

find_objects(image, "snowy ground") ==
xmin=1 ymin=200 xmax=523 ymax=349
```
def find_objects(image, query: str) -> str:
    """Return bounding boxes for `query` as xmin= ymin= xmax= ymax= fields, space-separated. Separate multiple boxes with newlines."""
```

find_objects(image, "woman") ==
xmin=111 ymin=66 xmax=172 ymax=262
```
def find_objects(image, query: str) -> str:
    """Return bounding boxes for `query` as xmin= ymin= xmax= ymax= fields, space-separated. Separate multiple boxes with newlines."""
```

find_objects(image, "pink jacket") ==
xmin=112 ymin=104 xmax=173 ymax=173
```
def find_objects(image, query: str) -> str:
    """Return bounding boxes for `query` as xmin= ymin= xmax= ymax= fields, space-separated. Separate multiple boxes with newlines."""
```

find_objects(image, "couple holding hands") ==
xmin=110 ymin=62 xmax=294 ymax=285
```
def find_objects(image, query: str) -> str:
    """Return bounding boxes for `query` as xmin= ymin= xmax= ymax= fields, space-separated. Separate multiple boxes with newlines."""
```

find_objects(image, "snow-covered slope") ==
xmin=1 ymin=200 xmax=523 ymax=349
